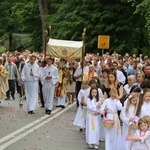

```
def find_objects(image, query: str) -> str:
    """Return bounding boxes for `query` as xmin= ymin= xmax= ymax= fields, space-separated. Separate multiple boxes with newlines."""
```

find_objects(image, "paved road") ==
xmin=0 ymin=93 xmax=105 ymax=150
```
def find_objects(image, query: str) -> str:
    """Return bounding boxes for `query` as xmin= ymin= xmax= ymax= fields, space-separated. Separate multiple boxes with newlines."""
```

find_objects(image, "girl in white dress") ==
xmin=143 ymin=116 xmax=150 ymax=131
xmin=120 ymin=93 xmax=139 ymax=150
xmin=135 ymin=88 xmax=150 ymax=120
xmin=73 ymin=81 xmax=89 ymax=131
xmin=86 ymin=87 xmax=101 ymax=149
xmin=84 ymin=78 xmax=104 ymax=141
xmin=142 ymin=116 xmax=150 ymax=147
xmin=100 ymin=88 xmax=122 ymax=150
xmin=128 ymin=118 xmax=150 ymax=150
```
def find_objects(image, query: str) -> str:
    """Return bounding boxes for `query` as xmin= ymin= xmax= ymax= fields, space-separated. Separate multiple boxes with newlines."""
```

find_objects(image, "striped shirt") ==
xmin=5 ymin=63 xmax=19 ymax=80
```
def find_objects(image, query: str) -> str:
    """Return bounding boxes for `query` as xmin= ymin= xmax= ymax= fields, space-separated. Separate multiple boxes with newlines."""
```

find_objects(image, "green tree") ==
xmin=37 ymin=0 xmax=49 ymax=51
xmin=48 ymin=0 xmax=149 ymax=55
xmin=0 ymin=0 xmax=20 ymax=51
xmin=0 ymin=0 xmax=149 ymax=56
xmin=124 ymin=0 xmax=150 ymax=55
xmin=0 ymin=0 xmax=43 ymax=51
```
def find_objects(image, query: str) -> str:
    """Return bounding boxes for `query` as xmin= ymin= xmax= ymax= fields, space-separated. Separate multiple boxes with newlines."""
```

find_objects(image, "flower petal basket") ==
xmin=103 ymin=109 xmax=115 ymax=128
xmin=129 ymin=123 xmax=138 ymax=130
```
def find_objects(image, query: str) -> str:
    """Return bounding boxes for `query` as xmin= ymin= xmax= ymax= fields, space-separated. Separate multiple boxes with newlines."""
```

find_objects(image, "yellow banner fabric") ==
xmin=46 ymin=39 xmax=83 ymax=59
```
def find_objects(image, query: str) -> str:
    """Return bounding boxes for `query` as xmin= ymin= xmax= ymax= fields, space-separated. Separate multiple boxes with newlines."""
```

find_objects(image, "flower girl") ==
xmin=100 ymin=88 xmax=122 ymax=150
xmin=86 ymin=87 xmax=101 ymax=149
xmin=128 ymin=118 xmax=150 ymax=150
xmin=120 ymin=93 xmax=139 ymax=150
xmin=73 ymin=81 xmax=89 ymax=131
xmin=135 ymin=88 xmax=150 ymax=119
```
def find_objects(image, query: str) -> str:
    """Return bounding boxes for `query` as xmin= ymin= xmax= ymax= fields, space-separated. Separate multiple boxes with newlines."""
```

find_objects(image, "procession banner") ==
xmin=46 ymin=38 xmax=83 ymax=59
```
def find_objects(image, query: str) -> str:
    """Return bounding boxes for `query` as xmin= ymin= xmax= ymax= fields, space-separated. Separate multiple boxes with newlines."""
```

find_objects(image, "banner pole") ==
xmin=44 ymin=25 xmax=51 ymax=60
xmin=82 ymin=28 xmax=86 ymax=75
xmin=44 ymin=29 xmax=48 ymax=60
xmin=102 ymin=49 xmax=104 ymax=56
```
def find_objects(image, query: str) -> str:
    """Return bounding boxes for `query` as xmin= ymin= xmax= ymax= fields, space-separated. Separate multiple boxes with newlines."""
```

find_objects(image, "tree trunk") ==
xmin=9 ymin=33 xmax=13 ymax=52
xmin=37 ymin=0 xmax=48 ymax=53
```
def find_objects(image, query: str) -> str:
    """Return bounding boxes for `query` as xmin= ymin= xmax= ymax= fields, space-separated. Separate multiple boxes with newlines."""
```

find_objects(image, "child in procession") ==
xmin=73 ymin=81 xmax=89 ymax=131
xmin=142 ymin=115 xmax=150 ymax=147
xmin=128 ymin=118 xmax=150 ymax=150
xmin=120 ymin=93 xmax=139 ymax=150
xmin=100 ymin=88 xmax=122 ymax=150
xmin=135 ymin=88 xmax=150 ymax=120
xmin=84 ymin=78 xmax=105 ymax=141
xmin=86 ymin=87 xmax=101 ymax=149
xmin=142 ymin=115 xmax=150 ymax=131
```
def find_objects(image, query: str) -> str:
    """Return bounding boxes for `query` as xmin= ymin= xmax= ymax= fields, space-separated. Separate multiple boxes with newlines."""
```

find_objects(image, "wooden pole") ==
xmin=48 ymin=25 xmax=51 ymax=37
xmin=82 ymin=28 xmax=86 ymax=74
xmin=44 ymin=29 xmax=48 ymax=60
xmin=102 ymin=49 xmax=104 ymax=55
xmin=44 ymin=25 xmax=51 ymax=59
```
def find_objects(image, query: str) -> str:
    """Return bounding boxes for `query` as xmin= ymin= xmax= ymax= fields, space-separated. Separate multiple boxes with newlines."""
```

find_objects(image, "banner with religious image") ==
xmin=46 ymin=38 xmax=83 ymax=59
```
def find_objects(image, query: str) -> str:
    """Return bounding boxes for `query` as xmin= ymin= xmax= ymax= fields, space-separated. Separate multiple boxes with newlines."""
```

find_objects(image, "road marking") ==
xmin=0 ymin=102 xmax=75 ymax=150
xmin=0 ymin=106 xmax=63 ymax=144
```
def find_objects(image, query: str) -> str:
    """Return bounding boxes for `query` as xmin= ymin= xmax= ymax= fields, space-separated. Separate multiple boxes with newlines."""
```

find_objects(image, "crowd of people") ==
xmin=0 ymin=50 xmax=150 ymax=149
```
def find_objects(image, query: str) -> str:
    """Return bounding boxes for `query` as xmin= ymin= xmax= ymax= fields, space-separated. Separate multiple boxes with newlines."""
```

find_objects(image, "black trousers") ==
xmin=6 ymin=79 xmax=15 ymax=98
xmin=75 ymin=81 xmax=82 ymax=107
xmin=39 ymin=81 xmax=44 ymax=107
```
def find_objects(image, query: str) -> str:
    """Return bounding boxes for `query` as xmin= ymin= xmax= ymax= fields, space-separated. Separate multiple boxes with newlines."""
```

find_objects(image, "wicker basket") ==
xmin=103 ymin=109 xmax=115 ymax=128
xmin=129 ymin=123 xmax=138 ymax=130
xmin=103 ymin=120 xmax=114 ymax=128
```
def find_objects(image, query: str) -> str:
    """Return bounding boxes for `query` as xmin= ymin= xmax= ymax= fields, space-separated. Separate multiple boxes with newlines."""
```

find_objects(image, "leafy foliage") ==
xmin=0 ymin=0 xmax=41 ymax=51
xmin=48 ymin=0 xmax=149 ymax=55
xmin=127 ymin=0 xmax=150 ymax=43
xmin=0 ymin=0 xmax=149 ymax=56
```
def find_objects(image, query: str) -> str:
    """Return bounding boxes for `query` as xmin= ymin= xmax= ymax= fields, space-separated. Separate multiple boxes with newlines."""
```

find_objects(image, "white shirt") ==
xmin=116 ymin=70 xmax=126 ymax=85
xmin=124 ymin=83 xmax=138 ymax=94
xmin=74 ymin=66 xmax=89 ymax=82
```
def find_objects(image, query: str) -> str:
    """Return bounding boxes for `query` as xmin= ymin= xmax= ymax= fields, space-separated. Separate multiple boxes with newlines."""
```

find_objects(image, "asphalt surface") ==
xmin=0 ymin=93 xmax=105 ymax=150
